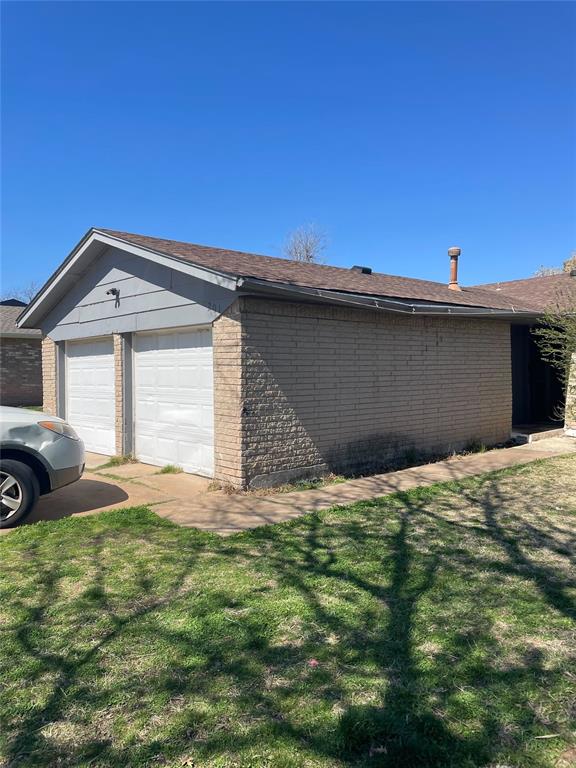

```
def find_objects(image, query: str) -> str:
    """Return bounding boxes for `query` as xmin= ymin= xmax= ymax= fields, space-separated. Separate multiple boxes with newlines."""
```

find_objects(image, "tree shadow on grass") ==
xmin=332 ymin=504 xmax=478 ymax=767
xmin=2 ymin=463 xmax=575 ymax=767
xmin=2 ymin=517 xmax=210 ymax=766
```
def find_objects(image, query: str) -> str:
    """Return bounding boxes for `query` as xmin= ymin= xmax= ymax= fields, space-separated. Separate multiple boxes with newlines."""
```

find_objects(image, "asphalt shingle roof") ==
xmin=0 ymin=305 xmax=41 ymax=336
xmin=98 ymin=229 xmax=538 ymax=312
xmin=476 ymin=272 xmax=576 ymax=312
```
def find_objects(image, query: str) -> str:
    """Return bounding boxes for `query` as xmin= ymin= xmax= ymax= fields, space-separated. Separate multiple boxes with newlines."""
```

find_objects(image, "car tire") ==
xmin=0 ymin=460 xmax=40 ymax=528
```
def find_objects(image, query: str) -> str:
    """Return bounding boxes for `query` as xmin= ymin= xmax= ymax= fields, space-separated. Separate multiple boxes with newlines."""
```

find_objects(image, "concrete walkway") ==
xmin=151 ymin=438 xmax=576 ymax=533
xmin=8 ymin=436 xmax=573 ymax=536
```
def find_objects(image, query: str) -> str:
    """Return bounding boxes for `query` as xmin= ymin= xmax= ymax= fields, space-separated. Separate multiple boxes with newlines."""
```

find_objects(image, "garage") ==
xmin=66 ymin=337 xmax=115 ymax=455
xmin=133 ymin=327 xmax=214 ymax=476
xmin=21 ymin=227 xmax=557 ymax=492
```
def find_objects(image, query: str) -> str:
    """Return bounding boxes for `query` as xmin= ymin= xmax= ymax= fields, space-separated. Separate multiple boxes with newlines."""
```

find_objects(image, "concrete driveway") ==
xmin=37 ymin=452 xmax=212 ymax=517
xmin=0 ymin=452 xmax=214 ymax=533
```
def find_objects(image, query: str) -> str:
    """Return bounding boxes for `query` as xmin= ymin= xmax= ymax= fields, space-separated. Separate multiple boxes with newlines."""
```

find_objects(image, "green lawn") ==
xmin=1 ymin=456 xmax=575 ymax=768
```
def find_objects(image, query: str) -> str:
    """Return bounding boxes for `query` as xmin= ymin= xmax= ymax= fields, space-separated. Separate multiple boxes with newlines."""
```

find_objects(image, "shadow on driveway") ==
xmin=24 ymin=478 xmax=130 ymax=525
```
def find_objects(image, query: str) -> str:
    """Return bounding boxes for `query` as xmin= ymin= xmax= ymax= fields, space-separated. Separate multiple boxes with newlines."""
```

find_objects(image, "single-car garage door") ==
xmin=66 ymin=337 xmax=115 ymax=455
xmin=133 ymin=327 xmax=214 ymax=476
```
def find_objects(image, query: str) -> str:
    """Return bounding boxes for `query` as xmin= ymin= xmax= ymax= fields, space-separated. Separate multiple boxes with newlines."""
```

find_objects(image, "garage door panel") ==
xmin=135 ymin=434 xmax=154 ymax=455
xmin=93 ymin=369 xmax=114 ymax=387
xmin=180 ymin=368 xmax=212 ymax=389
xmin=179 ymin=442 xmax=212 ymax=471
xmin=134 ymin=328 xmax=214 ymax=477
xmin=66 ymin=338 xmax=115 ymax=455
xmin=136 ymin=436 xmax=212 ymax=470
xmin=68 ymin=396 xmax=111 ymax=419
xmin=156 ymin=436 xmax=183 ymax=464
xmin=136 ymin=373 xmax=157 ymax=390
xmin=67 ymin=338 xmax=112 ymax=358
xmin=158 ymin=367 xmax=178 ymax=387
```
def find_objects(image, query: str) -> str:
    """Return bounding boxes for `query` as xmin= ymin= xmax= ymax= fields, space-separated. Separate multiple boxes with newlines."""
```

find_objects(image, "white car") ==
xmin=0 ymin=406 xmax=85 ymax=527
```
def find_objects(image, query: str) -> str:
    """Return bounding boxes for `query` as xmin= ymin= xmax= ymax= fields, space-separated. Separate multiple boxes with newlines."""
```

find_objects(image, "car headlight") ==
xmin=38 ymin=421 xmax=80 ymax=440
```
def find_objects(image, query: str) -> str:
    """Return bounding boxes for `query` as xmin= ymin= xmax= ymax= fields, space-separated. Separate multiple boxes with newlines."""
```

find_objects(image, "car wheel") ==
xmin=0 ymin=460 xmax=40 ymax=528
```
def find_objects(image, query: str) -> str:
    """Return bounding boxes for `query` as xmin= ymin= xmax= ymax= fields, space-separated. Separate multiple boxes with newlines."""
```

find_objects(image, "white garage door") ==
xmin=66 ymin=338 xmax=115 ymax=455
xmin=133 ymin=327 xmax=214 ymax=477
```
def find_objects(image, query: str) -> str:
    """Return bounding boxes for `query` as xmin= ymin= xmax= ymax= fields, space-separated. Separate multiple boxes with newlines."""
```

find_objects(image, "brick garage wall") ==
xmin=0 ymin=337 xmax=43 ymax=407
xmin=235 ymin=298 xmax=512 ymax=488
xmin=213 ymin=302 xmax=245 ymax=486
xmin=113 ymin=334 xmax=125 ymax=455
xmin=41 ymin=336 xmax=58 ymax=414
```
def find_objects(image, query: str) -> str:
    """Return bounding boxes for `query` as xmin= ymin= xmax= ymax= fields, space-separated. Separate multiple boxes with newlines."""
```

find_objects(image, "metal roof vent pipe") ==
xmin=448 ymin=247 xmax=462 ymax=291
xmin=351 ymin=265 xmax=372 ymax=275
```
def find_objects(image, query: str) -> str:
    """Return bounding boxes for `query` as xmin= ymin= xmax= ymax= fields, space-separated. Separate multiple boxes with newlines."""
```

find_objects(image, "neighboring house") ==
xmin=0 ymin=299 xmax=42 ymax=407
xmin=16 ymin=228 xmax=576 ymax=488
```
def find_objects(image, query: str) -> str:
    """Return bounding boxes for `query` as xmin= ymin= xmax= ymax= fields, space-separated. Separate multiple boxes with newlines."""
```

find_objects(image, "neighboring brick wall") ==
xmin=235 ymin=298 xmax=513 ymax=488
xmin=565 ymin=352 xmax=576 ymax=436
xmin=213 ymin=302 xmax=245 ymax=486
xmin=113 ymin=334 xmax=125 ymax=455
xmin=41 ymin=336 xmax=58 ymax=414
xmin=0 ymin=337 xmax=43 ymax=407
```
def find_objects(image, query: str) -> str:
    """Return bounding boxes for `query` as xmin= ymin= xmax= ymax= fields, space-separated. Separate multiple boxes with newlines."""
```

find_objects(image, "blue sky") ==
xmin=1 ymin=1 xmax=574 ymax=292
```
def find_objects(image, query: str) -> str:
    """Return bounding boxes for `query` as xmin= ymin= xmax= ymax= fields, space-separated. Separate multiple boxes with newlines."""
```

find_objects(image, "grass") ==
xmin=95 ymin=455 xmax=138 ymax=470
xmin=1 ymin=455 xmax=575 ymax=768
xmin=274 ymin=473 xmax=346 ymax=493
xmin=463 ymin=439 xmax=488 ymax=455
xmin=157 ymin=464 xmax=183 ymax=474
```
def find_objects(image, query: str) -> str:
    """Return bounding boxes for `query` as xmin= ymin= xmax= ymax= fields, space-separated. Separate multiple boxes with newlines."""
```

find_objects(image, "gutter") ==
xmin=237 ymin=277 xmax=541 ymax=319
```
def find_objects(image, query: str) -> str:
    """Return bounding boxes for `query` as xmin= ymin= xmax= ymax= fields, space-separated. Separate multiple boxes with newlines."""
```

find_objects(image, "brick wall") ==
xmin=113 ymin=334 xmax=125 ymax=455
xmin=213 ymin=302 xmax=245 ymax=486
xmin=231 ymin=298 xmax=513 ymax=488
xmin=41 ymin=336 xmax=58 ymax=414
xmin=0 ymin=337 xmax=43 ymax=407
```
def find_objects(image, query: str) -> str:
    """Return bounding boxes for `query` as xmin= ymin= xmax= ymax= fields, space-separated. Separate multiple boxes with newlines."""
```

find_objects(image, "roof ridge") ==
xmin=96 ymin=227 xmax=464 ymax=290
xmin=91 ymin=227 xmax=538 ymax=312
